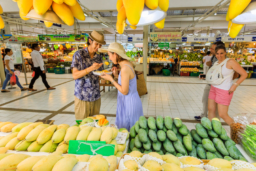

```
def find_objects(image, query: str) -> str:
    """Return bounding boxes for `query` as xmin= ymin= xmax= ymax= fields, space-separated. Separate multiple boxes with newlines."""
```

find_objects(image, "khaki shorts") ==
xmin=74 ymin=96 xmax=101 ymax=120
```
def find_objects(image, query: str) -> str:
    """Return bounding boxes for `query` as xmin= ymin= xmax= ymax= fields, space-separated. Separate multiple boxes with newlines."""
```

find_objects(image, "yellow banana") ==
xmin=33 ymin=0 xmax=53 ymax=15
xmin=52 ymin=128 xmax=66 ymax=143
xmin=228 ymin=0 xmax=251 ymax=19
xmin=116 ymin=0 xmax=123 ymax=12
xmin=12 ymin=122 xmax=32 ymax=132
xmin=0 ymin=132 xmax=18 ymax=147
xmin=0 ymin=154 xmax=30 ymax=170
xmin=52 ymin=156 xmax=78 ymax=171
xmin=27 ymin=141 xmax=43 ymax=152
xmin=145 ymin=0 xmax=158 ymax=10
xmin=45 ymin=21 xmax=53 ymax=27
xmin=158 ymin=0 xmax=169 ymax=12
xmin=123 ymin=0 xmax=144 ymax=26
xmin=53 ymin=0 xmax=63 ymax=4
xmin=18 ymin=0 xmax=33 ymax=15
xmin=39 ymin=140 xmax=58 ymax=152
xmin=64 ymin=126 xmax=80 ymax=144
xmin=26 ymin=124 xmax=49 ymax=142
xmin=64 ymin=0 xmax=76 ymax=6
xmin=70 ymin=1 xmax=86 ymax=21
xmin=228 ymin=21 xmax=244 ymax=38
xmin=5 ymin=138 xmax=20 ymax=150
xmin=155 ymin=18 xmax=165 ymax=29
xmin=0 ymin=5 xmax=3 ymax=14
xmin=37 ymin=125 xmax=57 ymax=144
xmin=52 ymin=2 xmax=75 ymax=26
xmin=17 ymin=156 xmax=45 ymax=171
xmin=1 ymin=123 xmax=17 ymax=132
xmin=57 ymin=124 xmax=69 ymax=130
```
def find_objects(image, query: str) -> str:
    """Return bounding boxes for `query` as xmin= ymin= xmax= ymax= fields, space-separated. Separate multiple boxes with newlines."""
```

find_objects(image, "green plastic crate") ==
xmin=162 ymin=69 xmax=171 ymax=76
xmin=47 ymin=68 xmax=55 ymax=73
xmin=54 ymin=67 xmax=65 ymax=74
xmin=190 ymin=72 xmax=200 ymax=77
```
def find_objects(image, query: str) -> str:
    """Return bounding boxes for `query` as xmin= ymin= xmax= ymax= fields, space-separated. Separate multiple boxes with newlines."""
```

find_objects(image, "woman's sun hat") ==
xmin=98 ymin=42 xmax=130 ymax=60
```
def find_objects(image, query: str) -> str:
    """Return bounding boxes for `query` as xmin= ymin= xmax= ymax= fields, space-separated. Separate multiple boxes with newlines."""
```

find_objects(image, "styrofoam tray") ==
xmin=93 ymin=71 xmax=112 ymax=76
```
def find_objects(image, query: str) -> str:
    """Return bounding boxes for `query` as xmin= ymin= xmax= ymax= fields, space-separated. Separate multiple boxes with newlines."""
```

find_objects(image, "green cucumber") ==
xmin=156 ymin=116 xmax=164 ymax=130
xmin=183 ymin=135 xmax=192 ymax=152
xmin=149 ymin=129 xmax=158 ymax=142
xmin=201 ymin=117 xmax=212 ymax=130
xmin=163 ymin=138 xmax=175 ymax=153
xmin=174 ymin=118 xmax=183 ymax=128
xmin=196 ymin=123 xmax=208 ymax=138
xmin=134 ymin=135 xmax=142 ymax=148
xmin=157 ymin=130 xmax=166 ymax=142
xmin=138 ymin=129 xmax=148 ymax=143
xmin=156 ymin=150 xmax=164 ymax=155
xmin=212 ymin=118 xmax=222 ymax=135
xmin=202 ymin=139 xmax=216 ymax=153
xmin=166 ymin=130 xmax=178 ymax=141
xmin=179 ymin=124 xmax=188 ymax=136
xmin=164 ymin=116 xmax=173 ymax=130
xmin=139 ymin=116 xmax=147 ymax=129
xmin=191 ymin=129 xmax=202 ymax=144
xmin=148 ymin=117 xmax=156 ymax=130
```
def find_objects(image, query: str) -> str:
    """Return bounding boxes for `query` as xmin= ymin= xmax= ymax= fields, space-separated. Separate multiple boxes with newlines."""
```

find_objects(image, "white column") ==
xmin=143 ymin=26 xmax=149 ymax=81
xmin=0 ymin=52 xmax=5 ymax=87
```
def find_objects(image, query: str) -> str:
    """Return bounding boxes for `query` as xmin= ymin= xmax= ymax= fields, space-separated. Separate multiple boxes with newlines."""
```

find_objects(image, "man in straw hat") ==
xmin=71 ymin=30 xmax=106 ymax=119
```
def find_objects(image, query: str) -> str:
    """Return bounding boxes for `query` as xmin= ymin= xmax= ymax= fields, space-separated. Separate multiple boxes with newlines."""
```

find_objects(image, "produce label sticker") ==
xmin=116 ymin=132 xmax=128 ymax=144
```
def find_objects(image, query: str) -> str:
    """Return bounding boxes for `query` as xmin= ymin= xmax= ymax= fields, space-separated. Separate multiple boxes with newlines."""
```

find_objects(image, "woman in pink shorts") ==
xmin=208 ymin=45 xmax=247 ymax=125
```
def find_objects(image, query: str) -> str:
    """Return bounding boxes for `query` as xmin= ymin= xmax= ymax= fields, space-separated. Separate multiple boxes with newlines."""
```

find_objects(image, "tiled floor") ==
xmin=1 ymin=73 xmax=256 ymax=135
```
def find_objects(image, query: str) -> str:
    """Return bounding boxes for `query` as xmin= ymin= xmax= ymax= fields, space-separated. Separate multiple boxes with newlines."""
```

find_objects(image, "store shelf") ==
xmin=251 ymin=62 xmax=256 ymax=65
xmin=241 ymin=65 xmax=253 ymax=68
xmin=150 ymin=61 xmax=174 ymax=64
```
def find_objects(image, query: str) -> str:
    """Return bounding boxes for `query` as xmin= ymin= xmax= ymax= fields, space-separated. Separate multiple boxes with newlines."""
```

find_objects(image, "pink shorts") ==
xmin=208 ymin=86 xmax=234 ymax=106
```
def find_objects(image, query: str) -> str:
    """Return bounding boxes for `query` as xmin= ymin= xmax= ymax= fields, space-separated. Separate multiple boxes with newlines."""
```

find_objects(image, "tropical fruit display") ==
xmin=13 ymin=0 xmax=85 ymax=27
xmin=129 ymin=116 xmax=246 ymax=161
xmin=115 ymin=0 xmax=169 ymax=34
xmin=179 ymin=53 xmax=203 ymax=61
xmin=0 ymin=120 xmax=128 ymax=156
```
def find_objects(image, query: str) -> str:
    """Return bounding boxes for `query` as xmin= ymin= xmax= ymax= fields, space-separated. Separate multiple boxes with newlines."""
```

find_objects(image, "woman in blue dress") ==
xmin=99 ymin=42 xmax=143 ymax=130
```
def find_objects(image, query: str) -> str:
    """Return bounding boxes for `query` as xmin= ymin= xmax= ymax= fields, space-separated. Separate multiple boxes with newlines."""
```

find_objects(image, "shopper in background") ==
xmin=194 ymin=41 xmax=224 ymax=120
xmin=208 ymin=45 xmax=247 ymax=125
xmin=137 ymin=52 xmax=141 ymax=57
xmin=99 ymin=42 xmax=143 ymax=131
xmin=172 ymin=52 xmax=179 ymax=76
xmin=28 ymin=44 xmax=55 ymax=91
xmin=72 ymin=30 xmax=105 ymax=120
xmin=1 ymin=48 xmax=27 ymax=92
xmin=203 ymin=51 xmax=212 ymax=74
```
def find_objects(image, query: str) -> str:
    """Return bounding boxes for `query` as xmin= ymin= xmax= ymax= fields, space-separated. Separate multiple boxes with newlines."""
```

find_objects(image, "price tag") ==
xmin=198 ymin=55 xmax=200 ymax=58
xmin=164 ymin=63 xmax=167 ymax=66
xmin=242 ymin=62 xmax=246 ymax=65
xmin=116 ymin=132 xmax=128 ymax=144
xmin=184 ymin=55 xmax=187 ymax=58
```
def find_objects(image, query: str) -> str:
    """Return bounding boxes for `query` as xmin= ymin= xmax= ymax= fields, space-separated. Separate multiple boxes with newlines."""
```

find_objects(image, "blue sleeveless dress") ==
xmin=115 ymin=64 xmax=144 ymax=131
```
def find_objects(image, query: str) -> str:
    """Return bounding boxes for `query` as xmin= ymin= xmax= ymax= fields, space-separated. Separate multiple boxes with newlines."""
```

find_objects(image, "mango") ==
xmin=17 ymin=156 xmax=45 ymax=171
xmin=0 ymin=154 xmax=30 ymax=171
xmin=123 ymin=0 xmax=144 ymax=26
xmin=143 ymin=160 xmax=162 ymax=171
xmin=162 ymin=163 xmax=182 ymax=171
xmin=52 ymin=156 xmax=78 ymax=171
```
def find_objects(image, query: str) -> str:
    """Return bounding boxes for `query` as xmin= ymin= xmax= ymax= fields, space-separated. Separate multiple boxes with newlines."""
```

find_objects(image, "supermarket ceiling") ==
xmin=1 ymin=0 xmax=256 ymax=37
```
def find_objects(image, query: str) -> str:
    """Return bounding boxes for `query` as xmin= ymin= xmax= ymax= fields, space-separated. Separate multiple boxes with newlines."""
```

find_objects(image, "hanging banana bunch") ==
xmin=0 ymin=5 xmax=4 ymax=29
xmin=226 ymin=0 xmax=251 ymax=38
xmin=116 ymin=0 xmax=169 ymax=34
xmin=13 ymin=0 xmax=86 ymax=27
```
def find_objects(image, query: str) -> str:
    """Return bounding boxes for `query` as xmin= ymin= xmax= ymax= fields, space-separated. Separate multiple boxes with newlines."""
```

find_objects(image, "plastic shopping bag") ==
xmin=10 ymin=74 xmax=16 ymax=85
xmin=32 ymin=71 xmax=35 ymax=77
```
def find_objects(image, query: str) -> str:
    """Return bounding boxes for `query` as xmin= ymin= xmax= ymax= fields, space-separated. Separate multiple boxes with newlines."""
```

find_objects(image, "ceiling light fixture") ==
xmin=101 ymin=23 xmax=108 ymax=27
xmin=214 ymin=13 xmax=217 ymax=15
xmin=126 ymin=6 xmax=166 ymax=26
xmin=26 ymin=9 xmax=64 ymax=25
xmin=84 ymin=13 xmax=88 ymax=17
xmin=232 ymin=1 xmax=256 ymax=24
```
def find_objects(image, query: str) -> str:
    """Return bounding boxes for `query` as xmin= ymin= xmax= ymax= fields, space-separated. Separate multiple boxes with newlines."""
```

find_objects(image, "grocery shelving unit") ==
xmin=178 ymin=60 xmax=202 ymax=75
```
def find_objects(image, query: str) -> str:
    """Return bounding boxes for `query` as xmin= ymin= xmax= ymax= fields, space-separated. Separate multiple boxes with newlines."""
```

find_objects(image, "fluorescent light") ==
xmin=84 ymin=13 xmax=88 ymax=16
xmin=214 ymin=13 xmax=217 ymax=15
xmin=232 ymin=2 xmax=256 ymax=24
xmin=101 ymin=23 xmax=108 ymax=27
xmin=126 ymin=6 xmax=166 ymax=26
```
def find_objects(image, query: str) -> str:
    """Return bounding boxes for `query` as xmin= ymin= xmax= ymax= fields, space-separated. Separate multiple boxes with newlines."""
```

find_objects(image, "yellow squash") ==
xmin=45 ymin=21 xmax=53 ymax=28
xmin=64 ymin=0 xmax=76 ymax=6
xmin=33 ymin=0 xmax=52 ymax=15
xmin=145 ymin=0 xmax=158 ymax=10
xmin=123 ymin=0 xmax=144 ymax=26
xmin=158 ymin=0 xmax=169 ymax=12
xmin=70 ymin=1 xmax=86 ymax=21
xmin=116 ymin=0 xmax=123 ymax=12
xmin=155 ymin=18 xmax=165 ymax=29
xmin=228 ymin=0 xmax=251 ymax=19
xmin=228 ymin=21 xmax=244 ymax=38
xmin=52 ymin=2 xmax=75 ymax=26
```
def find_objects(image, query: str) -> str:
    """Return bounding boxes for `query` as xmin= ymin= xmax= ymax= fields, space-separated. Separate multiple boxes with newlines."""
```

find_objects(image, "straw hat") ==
xmin=89 ymin=30 xmax=106 ymax=45
xmin=99 ymin=42 xmax=130 ymax=60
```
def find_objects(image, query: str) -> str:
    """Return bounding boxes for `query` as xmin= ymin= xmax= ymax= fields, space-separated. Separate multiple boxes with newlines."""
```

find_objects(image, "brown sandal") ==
xmin=28 ymin=88 xmax=37 ymax=91
xmin=21 ymin=88 xmax=28 ymax=91
xmin=47 ymin=87 xmax=56 ymax=90
xmin=1 ymin=90 xmax=10 ymax=93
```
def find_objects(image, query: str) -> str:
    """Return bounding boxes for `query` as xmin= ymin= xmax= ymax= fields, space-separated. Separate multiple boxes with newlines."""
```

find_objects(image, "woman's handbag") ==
xmin=10 ymin=74 xmax=16 ymax=85
xmin=135 ymin=71 xmax=148 ymax=96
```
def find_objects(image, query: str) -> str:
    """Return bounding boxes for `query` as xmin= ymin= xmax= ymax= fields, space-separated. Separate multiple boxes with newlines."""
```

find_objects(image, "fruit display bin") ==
xmin=54 ymin=67 xmax=65 ymax=74
xmin=180 ymin=72 xmax=190 ymax=76
xmin=190 ymin=72 xmax=200 ymax=77
xmin=47 ymin=67 xmax=54 ymax=73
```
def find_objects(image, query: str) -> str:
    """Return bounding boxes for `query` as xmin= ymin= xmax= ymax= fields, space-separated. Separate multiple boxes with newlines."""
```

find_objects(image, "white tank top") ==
xmin=213 ymin=59 xmax=234 ymax=90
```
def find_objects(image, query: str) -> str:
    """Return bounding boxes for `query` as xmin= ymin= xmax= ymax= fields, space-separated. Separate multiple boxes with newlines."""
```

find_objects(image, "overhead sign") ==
xmin=216 ymin=37 xmax=222 ymax=42
xmin=158 ymin=42 xmax=169 ymax=49
xmin=38 ymin=34 xmax=88 ymax=42
xmin=150 ymin=32 xmax=182 ymax=42
xmin=222 ymin=36 xmax=252 ymax=42
xmin=128 ymin=37 xmax=133 ymax=42
xmin=40 ymin=21 xmax=62 ymax=27
xmin=12 ymin=35 xmax=38 ymax=42
xmin=186 ymin=37 xmax=216 ymax=42
xmin=127 ymin=36 xmax=143 ymax=42
xmin=0 ymin=34 xmax=12 ymax=40
xmin=182 ymin=37 xmax=187 ymax=42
